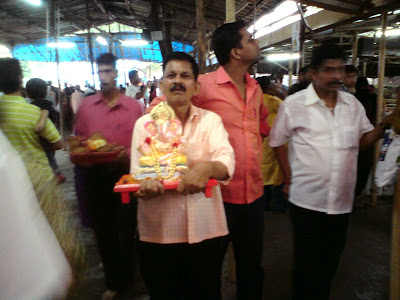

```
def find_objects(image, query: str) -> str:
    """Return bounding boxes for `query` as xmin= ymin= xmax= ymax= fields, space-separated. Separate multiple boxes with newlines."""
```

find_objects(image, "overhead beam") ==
xmin=58 ymin=0 xmax=88 ymax=29
xmin=300 ymin=0 xmax=359 ymax=15
xmin=337 ymin=0 xmax=372 ymax=7
xmin=92 ymin=0 xmax=116 ymax=20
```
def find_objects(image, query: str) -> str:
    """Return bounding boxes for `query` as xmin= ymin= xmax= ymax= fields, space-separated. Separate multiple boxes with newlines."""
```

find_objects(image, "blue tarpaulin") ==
xmin=12 ymin=34 xmax=194 ymax=62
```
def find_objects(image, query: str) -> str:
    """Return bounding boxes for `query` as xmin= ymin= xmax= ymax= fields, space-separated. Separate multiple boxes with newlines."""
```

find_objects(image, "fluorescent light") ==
xmin=267 ymin=53 xmax=300 ymax=61
xmin=376 ymin=29 xmax=400 ymax=37
xmin=392 ymin=9 xmax=400 ymax=15
xmin=248 ymin=0 xmax=298 ymax=33
xmin=121 ymin=40 xmax=148 ymax=46
xmin=24 ymin=0 xmax=41 ymax=5
xmin=265 ymin=47 xmax=275 ymax=51
xmin=0 ymin=45 xmax=12 ymax=58
xmin=369 ymin=14 xmax=381 ymax=19
xmin=47 ymin=42 xmax=76 ymax=49
xmin=353 ymin=19 xmax=363 ymax=23
xmin=96 ymin=36 xmax=108 ymax=46
xmin=255 ymin=14 xmax=301 ymax=39
xmin=248 ymin=1 xmax=322 ymax=37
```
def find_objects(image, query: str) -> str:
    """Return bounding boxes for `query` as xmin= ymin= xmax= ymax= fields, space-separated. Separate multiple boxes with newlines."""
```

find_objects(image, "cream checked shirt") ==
xmin=269 ymin=84 xmax=374 ymax=214
xmin=131 ymin=105 xmax=235 ymax=244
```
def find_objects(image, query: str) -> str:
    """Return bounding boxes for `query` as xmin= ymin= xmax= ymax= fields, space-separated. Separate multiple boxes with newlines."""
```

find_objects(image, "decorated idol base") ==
xmin=114 ymin=177 xmax=219 ymax=204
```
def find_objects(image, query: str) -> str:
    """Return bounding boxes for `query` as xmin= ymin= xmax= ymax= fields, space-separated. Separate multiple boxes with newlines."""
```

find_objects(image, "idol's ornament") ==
xmin=133 ymin=101 xmax=189 ymax=181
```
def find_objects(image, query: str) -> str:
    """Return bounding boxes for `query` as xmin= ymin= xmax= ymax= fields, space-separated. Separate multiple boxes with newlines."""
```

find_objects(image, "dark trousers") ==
xmin=74 ymin=166 xmax=91 ymax=227
xmin=139 ymin=236 xmax=227 ymax=300
xmin=86 ymin=165 xmax=137 ymax=293
xmin=263 ymin=184 xmax=287 ymax=212
xmin=224 ymin=196 xmax=265 ymax=300
xmin=41 ymin=139 xmax=60 ymax=173
xmin=355 ymin=148 xmax=374 ymax=196
xmin=290 ymin=203 xmax=350 ymax=300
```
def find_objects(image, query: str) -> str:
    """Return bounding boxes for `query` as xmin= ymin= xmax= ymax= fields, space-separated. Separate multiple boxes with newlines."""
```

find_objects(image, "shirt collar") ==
xmin=93 ymin=93 xmax=129 ymax=110
xmin=187 ymin=104 xmax=201 ymax=122
xmin=215 ymin=66 xmax=256 ymax=85
xmin=0 ymin=94 xmax=27 ymax=103
xmin=305 ymin=84 xmax=351 ymax=106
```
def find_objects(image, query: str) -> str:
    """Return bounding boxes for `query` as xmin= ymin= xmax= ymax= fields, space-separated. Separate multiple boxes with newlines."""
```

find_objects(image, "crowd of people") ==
xmin=0 ymin=19 xmax=398 ymax=300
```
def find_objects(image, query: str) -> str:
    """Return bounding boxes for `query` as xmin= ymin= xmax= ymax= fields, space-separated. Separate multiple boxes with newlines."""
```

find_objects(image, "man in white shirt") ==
xmin=269 ymin=44 xmax=392 ymax=300
xmin=126 ymin=70 xmax=148 ymax=112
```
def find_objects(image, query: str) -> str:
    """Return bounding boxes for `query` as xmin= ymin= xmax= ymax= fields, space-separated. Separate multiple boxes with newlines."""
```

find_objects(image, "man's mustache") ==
xmin=170 ymin=83 xmax=186 ymax=92
xmin=328 ymin=81 xmax=342 ymax=86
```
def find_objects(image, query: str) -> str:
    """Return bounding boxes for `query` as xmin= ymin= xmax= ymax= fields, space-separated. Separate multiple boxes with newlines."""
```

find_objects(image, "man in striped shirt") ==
xmin=0 ymin=58 xmax=62 ymax=187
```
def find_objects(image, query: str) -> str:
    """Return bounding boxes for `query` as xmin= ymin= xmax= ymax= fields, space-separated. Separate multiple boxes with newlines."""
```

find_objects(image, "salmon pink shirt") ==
xmin=148 ymin=67 xmax=269 ymax=204
xmin=75 ymin=93 xmax=143 ymax=153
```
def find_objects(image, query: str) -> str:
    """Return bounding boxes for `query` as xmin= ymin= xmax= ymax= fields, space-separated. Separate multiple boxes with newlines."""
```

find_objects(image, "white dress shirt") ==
xmin=126 ymin=85 xmax=145 ymax=111
xmin=269 ymin=84 xmax=374 ymax=214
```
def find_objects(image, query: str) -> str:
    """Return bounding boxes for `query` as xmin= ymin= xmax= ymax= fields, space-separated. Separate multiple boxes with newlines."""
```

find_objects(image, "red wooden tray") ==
xmin=114 ymin=178 xmax=219 ymax=204
xmin=70 ymin=148 xmax=123 ymax=165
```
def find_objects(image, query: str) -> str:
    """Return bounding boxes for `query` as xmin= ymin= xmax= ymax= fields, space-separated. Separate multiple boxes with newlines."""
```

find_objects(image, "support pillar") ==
xmin=196 ymin=0 xmax=207 ymax=74
xmin=226 ymin=0 xmax=235 ymax=23
xmin=352 ymin=32 xmax=359 ymax=67
xmin=372 ymin=11 xmax=387 ymax=206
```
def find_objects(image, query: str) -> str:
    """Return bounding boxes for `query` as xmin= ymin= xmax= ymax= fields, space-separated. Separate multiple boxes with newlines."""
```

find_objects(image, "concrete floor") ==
xmin=58 ymin=151 xmax=392 ymax=300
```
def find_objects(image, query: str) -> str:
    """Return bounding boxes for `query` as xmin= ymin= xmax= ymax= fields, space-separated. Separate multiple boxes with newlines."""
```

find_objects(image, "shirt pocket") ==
xmin=342 ymin=125 xmax=359 ymax=149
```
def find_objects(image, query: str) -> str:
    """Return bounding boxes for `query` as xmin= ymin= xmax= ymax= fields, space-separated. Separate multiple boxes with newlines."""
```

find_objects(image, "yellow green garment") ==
xmin=0 ymin=94 xmax=85 ymax=279
xmin=262 ymin=94 xmax=284 ymax=186
xmin=0 ymin=94 xmax=60 ymax=186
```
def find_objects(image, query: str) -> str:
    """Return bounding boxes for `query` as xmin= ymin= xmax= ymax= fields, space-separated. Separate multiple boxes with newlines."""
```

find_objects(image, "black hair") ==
xmin=211 ymin=20 xmax=247 ymax=66
xmin=95 ymin=53 xmax=117 ymax=68
xmin=162 ymin=52 xmax=199 ymax=80
xmin=345 ymin=64 xmax=358 ymax=74
xmin=256 ymin=76 xmax=272 ymax=94
xmin=355 ymin=77 xmax=369 ymax=91
xmin=0 ymin=58 xmax=22 ymax=94
xmin=26 ymin=78 xmax=48 ymax=99
xmin=309 ymin=44 xmax=346 ymax=71
xmin=129 ymin=70 xmax=138 ymax=79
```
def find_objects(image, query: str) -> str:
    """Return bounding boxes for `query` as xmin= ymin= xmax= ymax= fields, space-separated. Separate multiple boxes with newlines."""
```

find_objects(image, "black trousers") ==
xmin=290 ymin=203 xmax=350 ymax=300
xmin=223 ymin=196 xmax=265 ymax=300
xmin=139 ymin=236 xmax=227 ymax=300
xmin=86 ymin=165 xmax=137 ymax=294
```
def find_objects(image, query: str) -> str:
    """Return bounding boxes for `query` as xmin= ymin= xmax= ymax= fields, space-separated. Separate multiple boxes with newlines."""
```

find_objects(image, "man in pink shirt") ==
xmin=148 ymin=21 xmax=269 ymax=300
xmin=74 ymin=53 xmax=143 ymax=300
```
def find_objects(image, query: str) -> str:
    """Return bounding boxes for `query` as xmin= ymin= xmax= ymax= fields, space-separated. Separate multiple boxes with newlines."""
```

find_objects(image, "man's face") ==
xmin=160 ymin=60 xmax=200 ymax=107
xmin=311 ymin=59 xmax=345 ymax=93
xmin=299 ymin=71 xmax=310 ymax=82
xmin=344 ymin=72 xmax=357 ymax=88
xmin=131 ymin=74 xmax=141 ymax=86
xmin=236 ymin=28 xmax=260 ymax=64
xmin=97 ymin=64 xmax=117 ymax=93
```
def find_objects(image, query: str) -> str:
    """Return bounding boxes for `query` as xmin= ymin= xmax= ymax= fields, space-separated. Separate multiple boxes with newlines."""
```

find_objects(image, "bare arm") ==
xmin=137 ymin=161 xmax=229 ymax=199
xmin=273 ymin=145 xmax=291 ymax=197
xmin=359 ymin=115 xmax=393 ymax=151
xmin=35 ymin=110 xmax=49 ymax=132
xmin=50 ymin=139 xmax=63 ymax=151
xmin=135 ymin=84 xmax=149 ymax=99
xmin=177 ymin=161 xmax=228 ymax=195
